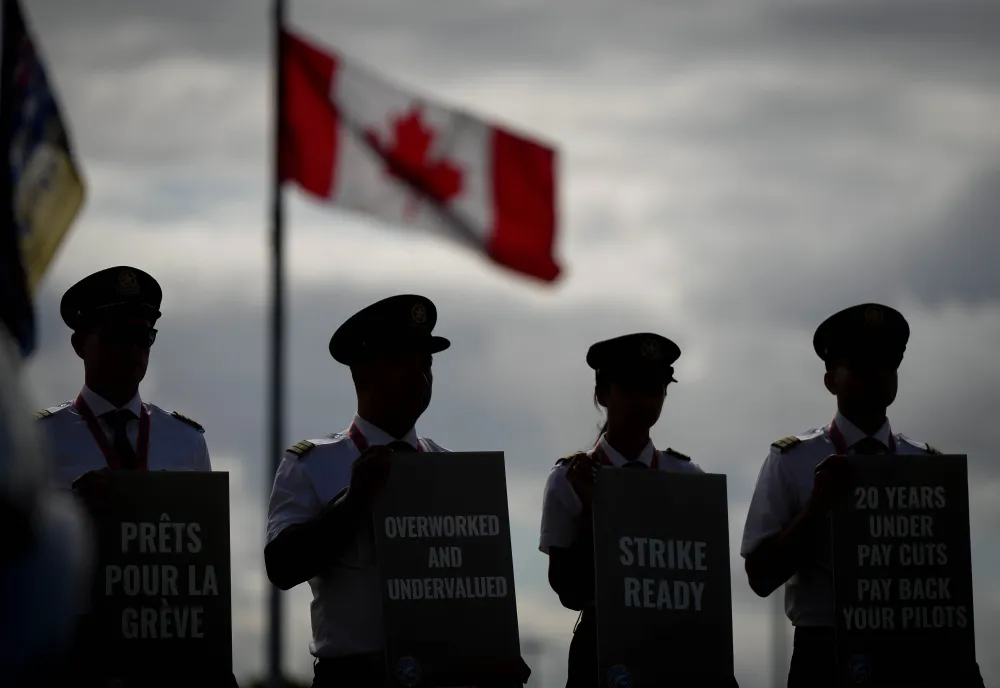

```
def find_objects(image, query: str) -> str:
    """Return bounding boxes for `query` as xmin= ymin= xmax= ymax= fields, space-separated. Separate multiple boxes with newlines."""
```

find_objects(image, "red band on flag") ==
xmin=488 ymin=129 xmax=560 ymax=282
xmin=281 ymin=30 xmax=339 ymax=198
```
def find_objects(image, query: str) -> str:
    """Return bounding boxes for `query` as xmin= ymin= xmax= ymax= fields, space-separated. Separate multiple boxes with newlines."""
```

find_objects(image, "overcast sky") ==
xmin=18 ymin=0 xmax=1000 ymax=685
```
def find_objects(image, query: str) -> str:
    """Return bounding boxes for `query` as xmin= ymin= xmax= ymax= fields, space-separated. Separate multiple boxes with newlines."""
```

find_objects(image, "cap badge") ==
xmin=864 ymin=306 xmax=884 ymax=325
xmin=641 ymin=339 xmax=660 ymax=360
xmin=411 ymin=303 xmax=427 ymax=326
xmin=117 ymin=269 xmax=140 ymax=296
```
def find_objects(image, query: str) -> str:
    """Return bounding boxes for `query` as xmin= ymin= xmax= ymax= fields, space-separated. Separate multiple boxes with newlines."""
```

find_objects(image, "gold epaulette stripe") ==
xmin=287 ymin=440 xmax=316 ymax=458
xmin=772 ymin=436 xmax=802 ymax=453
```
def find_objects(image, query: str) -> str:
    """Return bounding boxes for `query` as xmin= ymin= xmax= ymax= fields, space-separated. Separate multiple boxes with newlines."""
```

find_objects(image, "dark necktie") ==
xmin=622 ymin=460 xmax=649 ymax=470
xmin=103 ymin=409 xmax=139 ymax=469
xmin=852 ymin=436 xmax=886 ymax=456
xmin=386 ymin=440 xmax=417 ymax=453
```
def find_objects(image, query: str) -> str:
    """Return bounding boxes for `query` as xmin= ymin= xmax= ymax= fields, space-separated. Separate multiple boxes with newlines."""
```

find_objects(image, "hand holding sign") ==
xmin=565 ymin=452 xmax=597 ymax=507
xmin=811 ymin=454 xmax=854 ymax=515
xmin=72 ymin=467 xmax=113 ymax=513
xmin=349 ymin=445 xmax=393 ymax=506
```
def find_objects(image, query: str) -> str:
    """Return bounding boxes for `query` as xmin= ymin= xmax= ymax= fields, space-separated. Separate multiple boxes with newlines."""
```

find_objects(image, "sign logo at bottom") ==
xmin=608 ymin=664 xmax=632 ymax=688
xmin=848 ymin=654 xmax=871 ymax=683
xmin=396 ymin=656 xmax=422 ymax=687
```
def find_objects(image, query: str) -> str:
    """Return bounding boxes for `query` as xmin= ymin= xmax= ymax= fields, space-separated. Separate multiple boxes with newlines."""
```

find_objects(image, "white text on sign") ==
xmin=121 ymin=603 xmax=204 ymax=639
xmin=618 ymin=537 xmax=709 ymax=612
xmin=843 ymin=483 xmax=969 ymax=634
xmin=110 ymin=514 xmax=221 ymax=642
xmin=383 ymin=515 xmax=501 ymax=539
xmin=382 ymin=513 xmax=510 ymax=604
xmin=121 ymin=515 xmax=201 ymax=554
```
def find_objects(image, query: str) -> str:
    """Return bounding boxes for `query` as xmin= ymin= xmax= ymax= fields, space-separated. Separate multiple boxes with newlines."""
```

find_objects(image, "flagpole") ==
xmin=268 ymin=0 xmax=287 ymax=686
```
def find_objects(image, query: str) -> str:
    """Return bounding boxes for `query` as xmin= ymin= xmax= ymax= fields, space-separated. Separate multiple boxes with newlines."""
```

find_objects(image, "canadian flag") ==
xmin=280 ymin=28 xmax=561 ymax=283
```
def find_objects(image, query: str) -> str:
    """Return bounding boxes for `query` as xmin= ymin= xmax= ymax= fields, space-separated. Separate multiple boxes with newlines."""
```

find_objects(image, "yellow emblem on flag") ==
xmin=16 ymin=143 xmax=86 ymax=295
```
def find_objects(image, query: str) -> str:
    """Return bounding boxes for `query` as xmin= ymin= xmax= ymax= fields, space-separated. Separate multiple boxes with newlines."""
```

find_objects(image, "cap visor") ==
xmin=341 ymin=335 xmax=451 ymax=365
xmin=428 ymin=336 xmax=451 ymax=354
xmin=604 ymin=367 xmax=674 ymax=386
xmin=93 ymin=302 xmax=161 ymax=318
xmin=381 ymin=335 xmax=451 ymax=355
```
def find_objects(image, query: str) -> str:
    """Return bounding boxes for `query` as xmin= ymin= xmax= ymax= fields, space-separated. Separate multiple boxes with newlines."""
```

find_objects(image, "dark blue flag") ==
xmin=0 ymin=0 xmax=85 ymax=357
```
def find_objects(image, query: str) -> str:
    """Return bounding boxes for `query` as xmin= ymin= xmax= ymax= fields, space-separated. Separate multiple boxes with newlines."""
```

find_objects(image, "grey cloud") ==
xmin=28 ymin=0 xmax=999 ymax=85
xmin=761 ymin=0 xmax=1000 ymax=88
xmin=897 ymin=164 xmax=1000 ymax=306
xmin=28 ymin=0 xmax=267 ymax=64
xmin=774 ymin=0 xmax=1000 ymax=52
xmin=681 ymin=156 xmax=1000 ymax=325
xmin=31 ymin=0 xmax=744 ymax=73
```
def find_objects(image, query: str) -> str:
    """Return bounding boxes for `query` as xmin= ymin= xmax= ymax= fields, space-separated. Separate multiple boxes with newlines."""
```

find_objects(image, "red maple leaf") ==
xmin=364 ymin=105 xmax=464 ymax=219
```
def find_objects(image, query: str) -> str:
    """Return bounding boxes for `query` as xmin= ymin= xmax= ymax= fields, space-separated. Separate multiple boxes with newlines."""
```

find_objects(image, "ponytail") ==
xmin=595 ymin=419 xmax=609 ymax=446
xmin=593 ymin=388 xmax=608 ymax=446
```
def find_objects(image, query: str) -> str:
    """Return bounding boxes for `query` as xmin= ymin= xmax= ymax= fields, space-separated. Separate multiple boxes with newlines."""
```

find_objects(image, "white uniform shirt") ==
xmin=538 ymin=434 xmax=704 ymax=554
xmin=740 ymin=411 xmax=939 ymax=627
xmin=265 ymin=414 xmax=447 ymax=659
xmin=37 ymin=385 xmax=212 ymax=489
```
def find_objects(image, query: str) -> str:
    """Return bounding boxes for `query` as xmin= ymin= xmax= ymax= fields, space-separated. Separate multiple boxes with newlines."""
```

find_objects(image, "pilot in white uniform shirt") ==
xmin=39 ymin=265 xmax=227 ymax=688
xmin=540 ymin=332 xmax=718 ymax=688
xmin=740 ymin=409 xmax=937 ymax=628
xmin=267 ymin=412 xmax=447 ymax=658
xmin=267 ymin=294 xmax=527 ymax=688
xmin=267 ymin=295 xmax=531 ymax=688
xmin=540 ymin=333 xmax=702 ymax=556
xmin=740 ymin=303 xmax=984 ymax=688
xmin=37 ymin=266 xmax=211 ymax=491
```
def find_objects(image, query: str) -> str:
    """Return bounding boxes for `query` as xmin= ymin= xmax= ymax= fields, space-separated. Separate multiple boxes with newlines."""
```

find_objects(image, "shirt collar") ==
xmin=595 ymin=434 xmax=656 ymax=467
xmin=832 ymin=410 xmax=892 ymax=450
xmin=80 ymin=385 xmax=143 ymax=418
xmin=352 ymin=414 xmax=420 ymax=450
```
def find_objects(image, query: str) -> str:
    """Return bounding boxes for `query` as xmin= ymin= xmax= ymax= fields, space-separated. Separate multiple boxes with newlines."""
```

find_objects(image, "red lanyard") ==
xmin=829 ymin=418 xmax=896 ymax=455
xmin=74 ymin=394 xmax=151 ymax=470
xmin=592 ymin=443 xmax=660 ymax=469
xmin=348 ymin=421 xmax=423 ymax=453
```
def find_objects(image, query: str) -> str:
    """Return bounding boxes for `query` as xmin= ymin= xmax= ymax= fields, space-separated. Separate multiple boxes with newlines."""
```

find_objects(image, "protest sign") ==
xmin=92 ymin=471 xmax=232 ymax=680
xmin=373 ymin=452 xmax=520 ymax=688
xmin=592 ymin=469 xmax=734 ymax=687
xmin=832 ymin=454 xmax=977 ymax=687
